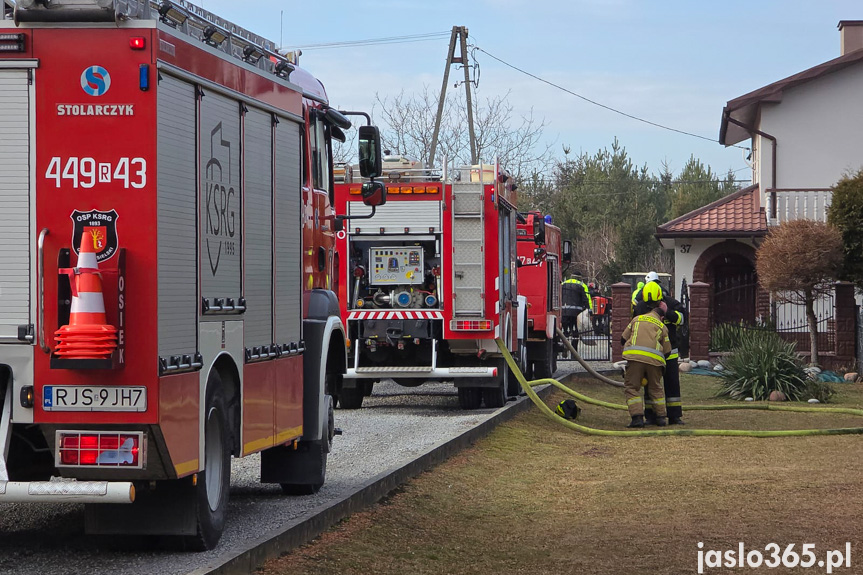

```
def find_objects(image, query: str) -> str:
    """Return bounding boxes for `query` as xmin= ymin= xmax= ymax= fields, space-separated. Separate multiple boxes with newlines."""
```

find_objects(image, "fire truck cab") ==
xmin=334 ymin=160 xmax=525 ymax=410
xmin=0 ymin=0 xmax=381 ymax=549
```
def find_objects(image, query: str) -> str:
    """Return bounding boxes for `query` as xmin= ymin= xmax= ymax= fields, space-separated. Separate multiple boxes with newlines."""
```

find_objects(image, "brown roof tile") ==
xmin=656 ymin=185 xmax=767 ymax=238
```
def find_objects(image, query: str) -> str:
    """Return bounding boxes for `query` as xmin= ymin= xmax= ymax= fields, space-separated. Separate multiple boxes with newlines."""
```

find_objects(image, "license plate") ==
xmin=43 ymin=386 xmax=147 ymax=412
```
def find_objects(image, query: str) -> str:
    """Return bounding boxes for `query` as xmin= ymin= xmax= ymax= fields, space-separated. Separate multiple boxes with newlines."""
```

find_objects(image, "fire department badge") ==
xmin=70 ymin=209 xmax=119 ymax=263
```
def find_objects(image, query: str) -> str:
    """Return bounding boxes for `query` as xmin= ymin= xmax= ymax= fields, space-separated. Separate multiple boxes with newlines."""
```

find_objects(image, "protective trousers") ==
xmin=645 ymin=358 xmax=681 ymax=420
xmin=624 ymin=361 xmax=665 ymax=417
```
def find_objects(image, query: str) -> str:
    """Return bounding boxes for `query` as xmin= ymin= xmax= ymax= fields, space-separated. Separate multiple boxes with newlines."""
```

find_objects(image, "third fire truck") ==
xmin=333 ymin=158 xmax=525 ymax=410
xmin=516 ymin=212 xmax=569 ymax=379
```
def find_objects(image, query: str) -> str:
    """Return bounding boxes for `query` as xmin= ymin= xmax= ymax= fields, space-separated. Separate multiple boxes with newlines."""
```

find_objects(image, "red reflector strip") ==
xmin=450 ymin=320 xmax=493 ymax=331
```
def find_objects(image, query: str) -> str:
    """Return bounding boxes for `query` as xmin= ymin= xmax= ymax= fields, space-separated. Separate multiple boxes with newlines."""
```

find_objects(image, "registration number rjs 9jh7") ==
xmin=43 ymin=386 xmax=147 ymax=412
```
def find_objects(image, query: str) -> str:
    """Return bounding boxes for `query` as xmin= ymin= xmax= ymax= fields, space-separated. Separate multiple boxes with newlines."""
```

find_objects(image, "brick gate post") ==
xmin=688 ymin=282 xmax=711 ymax=361
xmin=611 ymin=282 xmax=632 ymax=362
xmin=833 ymin=281 xmax=856 ymax=368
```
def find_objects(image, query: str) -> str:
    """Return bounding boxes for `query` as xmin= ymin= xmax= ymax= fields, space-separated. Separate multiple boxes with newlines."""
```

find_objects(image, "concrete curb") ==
xmin=187 ymin=385 xmax=553 ymax=575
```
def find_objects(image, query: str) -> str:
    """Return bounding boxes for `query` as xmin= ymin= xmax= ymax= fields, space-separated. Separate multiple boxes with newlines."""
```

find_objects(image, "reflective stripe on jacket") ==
xmin=621 ymin=309 xmax=671 ymax=367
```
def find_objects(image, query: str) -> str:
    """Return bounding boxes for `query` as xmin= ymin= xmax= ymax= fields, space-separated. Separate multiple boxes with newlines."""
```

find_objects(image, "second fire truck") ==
xmin=334 ymin=157 xmax=525 ymax=410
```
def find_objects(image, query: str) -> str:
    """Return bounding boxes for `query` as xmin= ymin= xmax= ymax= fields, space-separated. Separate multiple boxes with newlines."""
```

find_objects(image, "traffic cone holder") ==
xmin=51 ymin=247 xmax=126 ymax=370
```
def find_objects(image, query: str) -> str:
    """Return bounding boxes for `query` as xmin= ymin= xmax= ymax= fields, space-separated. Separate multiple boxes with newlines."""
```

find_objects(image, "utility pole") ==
xmin=428 ymin=25 xmax=477 ymax=168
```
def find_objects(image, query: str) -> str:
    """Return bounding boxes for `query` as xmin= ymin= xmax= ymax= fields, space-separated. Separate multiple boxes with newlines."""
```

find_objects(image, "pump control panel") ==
xmin=370 ymin=247 xmax=424 ymax=285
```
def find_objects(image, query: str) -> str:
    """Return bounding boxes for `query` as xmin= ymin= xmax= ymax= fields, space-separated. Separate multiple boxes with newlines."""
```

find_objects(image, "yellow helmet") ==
xmin=642 ymin=282 xmax=663 ymax=303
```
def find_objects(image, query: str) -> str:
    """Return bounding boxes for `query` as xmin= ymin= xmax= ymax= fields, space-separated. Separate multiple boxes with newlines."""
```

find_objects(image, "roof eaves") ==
xmin=656 ymin=184 xmax=759 ymax=232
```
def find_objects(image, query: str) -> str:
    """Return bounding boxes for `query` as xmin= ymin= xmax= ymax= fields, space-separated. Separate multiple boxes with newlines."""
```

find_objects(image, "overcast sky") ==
xmin=196 ymin=0 xmax=860 ymax=181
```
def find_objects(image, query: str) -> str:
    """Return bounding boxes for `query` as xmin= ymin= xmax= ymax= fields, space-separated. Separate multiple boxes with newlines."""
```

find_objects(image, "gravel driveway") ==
xmin=0 ymin=380 xmax=515 ymax=575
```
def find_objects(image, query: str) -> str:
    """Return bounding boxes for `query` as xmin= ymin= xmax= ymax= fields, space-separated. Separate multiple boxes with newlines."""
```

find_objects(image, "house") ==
xmin=655 ymin=21 xmax=863 ymax=363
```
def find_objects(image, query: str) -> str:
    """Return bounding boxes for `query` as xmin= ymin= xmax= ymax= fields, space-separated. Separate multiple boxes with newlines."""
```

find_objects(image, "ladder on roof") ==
xmin=10 ymin=0 xmax=295 ymax=78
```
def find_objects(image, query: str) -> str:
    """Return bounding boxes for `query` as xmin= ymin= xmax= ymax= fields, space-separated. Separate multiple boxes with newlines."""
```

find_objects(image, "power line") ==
xmin=473 ymin=46 xmax=750 ymax=152
xmin=286 ymin=31 xmax=450 ymax=51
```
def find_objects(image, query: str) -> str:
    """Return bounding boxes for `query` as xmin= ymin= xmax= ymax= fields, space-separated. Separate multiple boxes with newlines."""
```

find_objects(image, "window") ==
xmin=309 ymin=112 xmax=331 ymax=193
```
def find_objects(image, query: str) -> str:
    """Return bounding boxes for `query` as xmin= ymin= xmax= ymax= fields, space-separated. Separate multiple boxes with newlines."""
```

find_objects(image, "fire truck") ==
xmin=333 ymin=157 xmax=525 ymax=410
xmin=516 ymin=212 xmax=569 ymax=379
xmin=0 ymin=0 xmax=383 ymax=549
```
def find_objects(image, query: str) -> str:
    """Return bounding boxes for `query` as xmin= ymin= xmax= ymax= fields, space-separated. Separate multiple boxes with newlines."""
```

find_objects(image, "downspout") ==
xmin=723 ymin=112 xmax=778 ymax=219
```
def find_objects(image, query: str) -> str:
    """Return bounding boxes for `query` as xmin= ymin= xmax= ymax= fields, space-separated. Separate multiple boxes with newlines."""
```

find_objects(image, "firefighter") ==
xmin=621 ymin=282 xmax=671 ymax=428
xmin=630 ymin=271 xmax=659 ymax=306
xmin=633 ymin=274 xmax=687 ymax=425
xmin=561 ymin=273 xmax=592 ymax=342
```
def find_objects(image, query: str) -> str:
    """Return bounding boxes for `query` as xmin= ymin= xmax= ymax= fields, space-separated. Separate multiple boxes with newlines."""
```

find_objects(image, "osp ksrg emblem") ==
xmin=81 ymin=66 xmax=111 ymax=97
xmin=70 ymin=209 xmax=119 ymax=263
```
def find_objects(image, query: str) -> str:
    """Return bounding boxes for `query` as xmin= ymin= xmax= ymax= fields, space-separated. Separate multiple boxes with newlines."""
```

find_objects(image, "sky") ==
xmin=193 ymin=0 xmax=861 ymax=182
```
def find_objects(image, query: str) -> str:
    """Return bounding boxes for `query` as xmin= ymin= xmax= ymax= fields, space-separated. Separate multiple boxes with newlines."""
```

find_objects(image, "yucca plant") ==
xmin=717 ymin=330 xmax=809 ymax=401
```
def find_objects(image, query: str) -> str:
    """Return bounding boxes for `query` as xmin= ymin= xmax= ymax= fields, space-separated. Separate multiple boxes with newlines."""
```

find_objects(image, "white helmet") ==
xmin=645 ymin=271 xmax=659 ymax=283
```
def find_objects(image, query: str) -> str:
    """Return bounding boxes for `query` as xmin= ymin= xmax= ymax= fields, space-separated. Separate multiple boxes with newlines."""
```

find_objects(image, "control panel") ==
xmin=370 ymin=247 xmax=424 ymax=285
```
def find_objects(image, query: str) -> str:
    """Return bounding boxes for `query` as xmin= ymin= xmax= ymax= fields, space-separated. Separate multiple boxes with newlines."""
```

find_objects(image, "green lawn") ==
xmin=260 ymin=375 xmax=863 ymax=575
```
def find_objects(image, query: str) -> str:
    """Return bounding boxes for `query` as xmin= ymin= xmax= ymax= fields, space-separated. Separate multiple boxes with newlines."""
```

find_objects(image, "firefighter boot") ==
xmin=655 ymin=416 xmax=668 ymax=427
xmin=643 ymin=407 xmax=656 ymax=426
xmin=627 ymin=415 xmax=645 ymax=428
xmin=669 ymin=416 xmax=685 ymax=425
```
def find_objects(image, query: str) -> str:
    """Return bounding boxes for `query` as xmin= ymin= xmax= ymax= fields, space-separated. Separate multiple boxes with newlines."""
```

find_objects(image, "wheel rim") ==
xmin=204 ymin=405 xmax=224 ymax=511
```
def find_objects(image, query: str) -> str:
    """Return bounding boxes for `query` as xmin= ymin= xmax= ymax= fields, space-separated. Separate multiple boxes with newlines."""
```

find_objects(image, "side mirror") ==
xmin=533 ymin=217 xmax=546 ymax=245
xmin=358 ymin=125 xmax=382 ymax=179
xmin=562 ymin=240 xmax=572 ymax=264
xmin=361 ymin=181 xmax=387 ymax=207
xmin=534 ymin=247 xmax=547 ymax=261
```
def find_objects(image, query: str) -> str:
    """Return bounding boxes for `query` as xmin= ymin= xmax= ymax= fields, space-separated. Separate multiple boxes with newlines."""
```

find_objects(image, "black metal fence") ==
xmin=709 ymin=278 xmax=836 ymax=353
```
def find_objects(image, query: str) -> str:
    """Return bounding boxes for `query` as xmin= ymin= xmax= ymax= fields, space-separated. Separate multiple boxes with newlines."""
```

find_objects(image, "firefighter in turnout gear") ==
xmin=621 ymin=282 xmax=672 ymax=428
xmin=633 ymin=273 xmax=688 ymax=425
xmin=561 ymin=274 xmax=592 ymax=341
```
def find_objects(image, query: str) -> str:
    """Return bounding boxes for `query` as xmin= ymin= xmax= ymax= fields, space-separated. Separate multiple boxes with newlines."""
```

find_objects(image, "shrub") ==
xmin=805 ymin=379 xmax=836 ymax=403
xmin=717 ymin=330 xmax=809 ymax=401
xmin=709 ymin=320 xmax=775 ymax=352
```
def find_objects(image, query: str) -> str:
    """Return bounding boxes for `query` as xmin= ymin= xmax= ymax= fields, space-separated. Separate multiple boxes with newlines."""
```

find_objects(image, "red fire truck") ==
xmin=0 ymin=0 xmax=382 ymax=549
xmin=333 ymin=158 xmax=525 ymax=410
xmin=516 ymin=212 xmax=569 ymax=379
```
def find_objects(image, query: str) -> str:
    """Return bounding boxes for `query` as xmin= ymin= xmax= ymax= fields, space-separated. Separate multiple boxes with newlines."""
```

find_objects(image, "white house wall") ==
xmin=758 ymin=64 xmax=863 ymax=191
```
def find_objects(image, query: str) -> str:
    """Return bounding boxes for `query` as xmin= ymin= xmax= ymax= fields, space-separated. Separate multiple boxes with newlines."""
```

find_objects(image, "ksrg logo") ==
xmin=80 ymin=66 xmax=111 ymax=97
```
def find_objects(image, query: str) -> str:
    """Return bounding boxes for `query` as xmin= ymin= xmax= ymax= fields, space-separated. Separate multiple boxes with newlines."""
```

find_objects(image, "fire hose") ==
xmin=496 ymin=338 xmax=863 ymax=437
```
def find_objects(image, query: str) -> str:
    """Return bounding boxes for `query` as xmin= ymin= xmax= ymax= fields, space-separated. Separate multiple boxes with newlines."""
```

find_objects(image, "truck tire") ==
xmin=279 ymin=395 xmax=333 ymax=495
xmin=508 ymin=345 xmax=526 ymax=396
xmin=533 ymin=338 xmax=554 ymax=380
xmin=483 ymin=361 xmax=509 ymax=408
xmin=186 ymin=374 xmax=231 ymax=551
xmin=457 ymin=386 xmax=482 ymax=410
xmin=339 ymin=385 xmax=365 ymax=409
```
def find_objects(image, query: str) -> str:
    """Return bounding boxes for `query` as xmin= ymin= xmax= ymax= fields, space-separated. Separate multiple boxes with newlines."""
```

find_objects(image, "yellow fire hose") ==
xmin=496 ymin=339 xmax=863 ymax=437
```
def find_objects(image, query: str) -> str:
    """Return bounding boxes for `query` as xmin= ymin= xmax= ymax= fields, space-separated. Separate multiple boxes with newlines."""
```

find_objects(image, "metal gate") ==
xmin=574 ymin=313 xmax=612 ymax=361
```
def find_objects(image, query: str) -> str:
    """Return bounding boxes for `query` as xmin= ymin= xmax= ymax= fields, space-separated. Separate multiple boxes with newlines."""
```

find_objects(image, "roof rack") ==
xmin=11 ymin=0 xmax=295 ymax=79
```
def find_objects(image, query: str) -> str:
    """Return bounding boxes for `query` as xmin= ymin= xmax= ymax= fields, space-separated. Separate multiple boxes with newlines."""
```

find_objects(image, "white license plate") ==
xmin=43 ymin=386 xmax=147 ymax=412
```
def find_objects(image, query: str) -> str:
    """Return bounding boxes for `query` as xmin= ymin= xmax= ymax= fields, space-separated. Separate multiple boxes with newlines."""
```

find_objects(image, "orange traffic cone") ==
xmin=54 ymin=229 xmax=118 ymax=360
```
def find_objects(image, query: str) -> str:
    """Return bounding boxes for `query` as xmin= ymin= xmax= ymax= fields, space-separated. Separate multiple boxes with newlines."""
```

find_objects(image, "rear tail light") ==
xmin=57 ymin=431 xmax=145 ymax=468
xmin=450 ymin=319 xmax=493 ymax=331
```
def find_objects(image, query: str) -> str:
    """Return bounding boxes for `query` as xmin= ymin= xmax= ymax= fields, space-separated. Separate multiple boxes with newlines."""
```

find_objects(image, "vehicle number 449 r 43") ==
xmin=45 ymin=156 xmax=146 ymax=190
